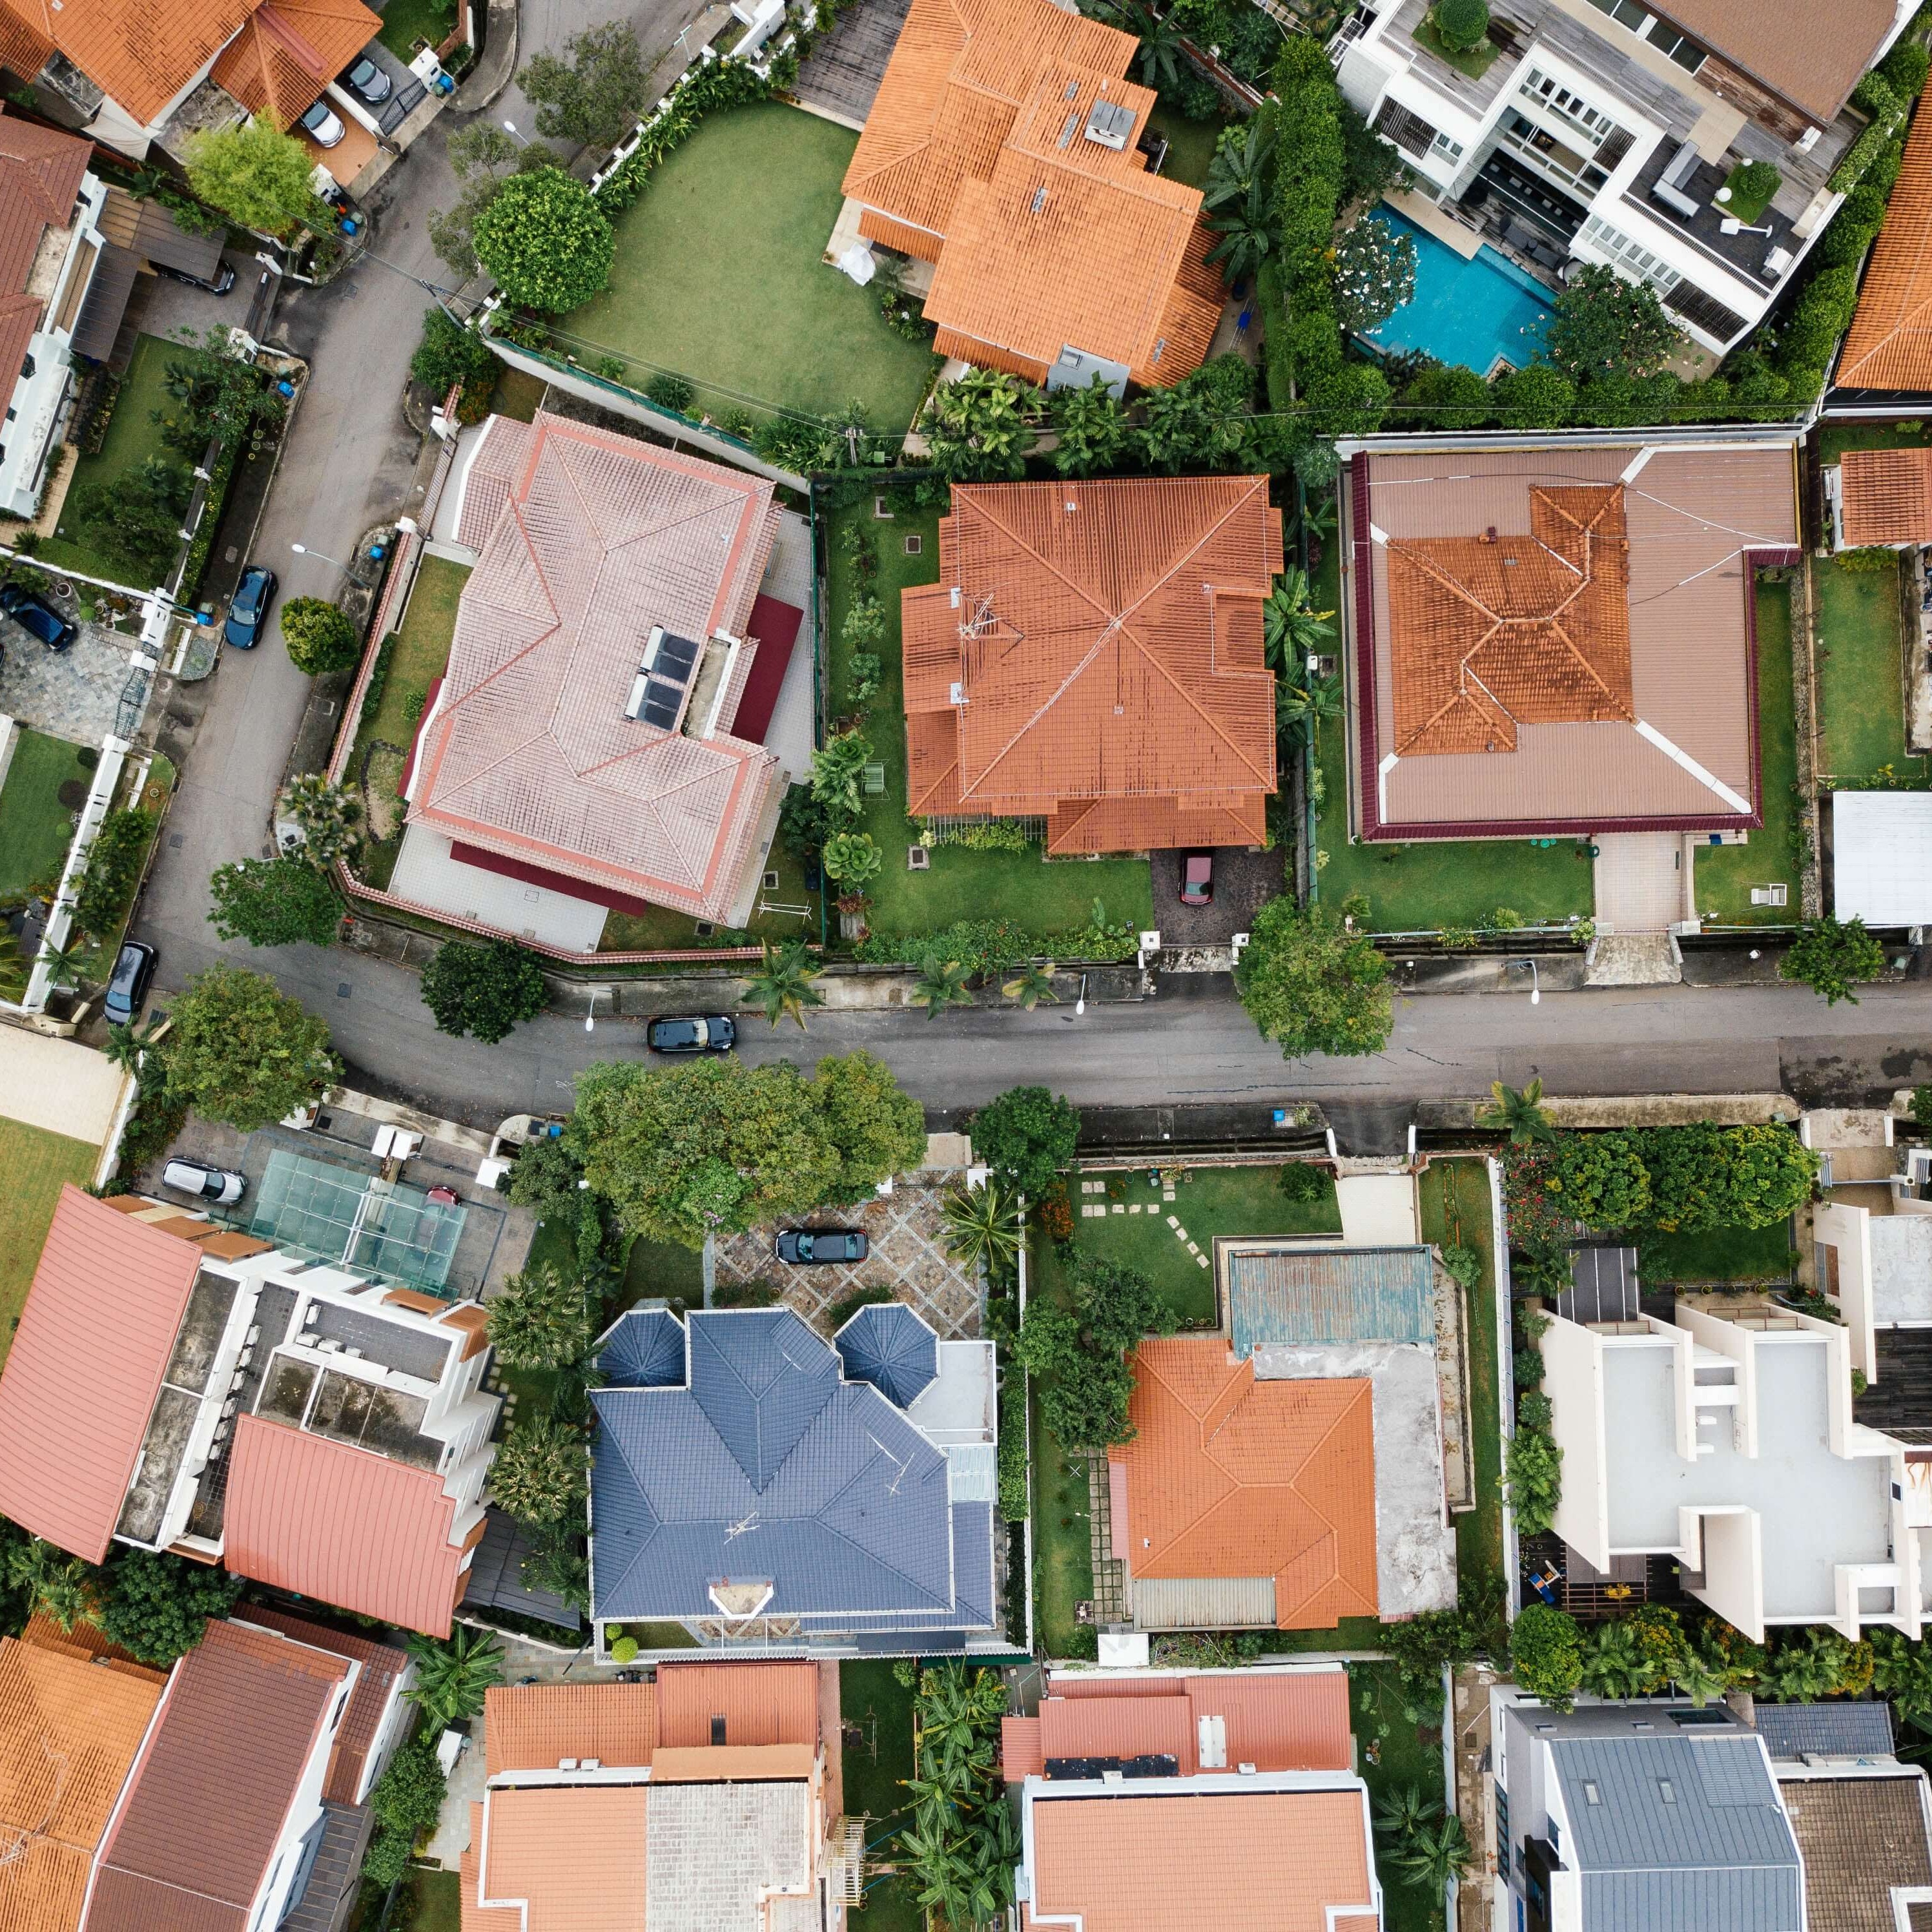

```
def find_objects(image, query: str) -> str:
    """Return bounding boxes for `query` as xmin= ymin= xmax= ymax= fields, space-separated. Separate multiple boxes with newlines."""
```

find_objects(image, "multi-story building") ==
xmin=1333 ymin=0 xmax=1918 ymax=356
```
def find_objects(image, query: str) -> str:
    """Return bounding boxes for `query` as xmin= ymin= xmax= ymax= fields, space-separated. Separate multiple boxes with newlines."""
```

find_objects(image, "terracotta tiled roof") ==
xmin=0 ymin=1629 xmax=165 ymax=1932
xmin=1109 ymin=1339 xmax=1377 ymax=1628
xmin=650 ymin=1742 xmax=816 ymax=1781
xmin=0 ymin=0 xmax=256 ymax=128
xmin=1387 ymin=485 xmax=1632 ymax=757
xmin=485 ymin=1682 xmax=659 ymax=1776
xmin=237 ymin=1608 xmax=406 ymax=1804
xmin=414 ymin=411 xmax=785 ymax=924
xmin=843 ymin=0 xmax=1215 ymax=387
xmin=1840 ymin=107 xmax=1932 ymax=393
xmin=1838 ymin=447 xmax=1932 ymax=544
xmin=655 ymin=1661 xmax=821 ymax=1749
xmin=468 ymin=1785 xmax=650 ymax=1932
xmin=223 ymin=1412 xmax=467 ymax=1636
xmin=0 ymin=1187 xmax=203 ymax=1563
xmin=1025 ymin=1786 xmax=1377 ymax=1932
xmin=86 ymin=1619 xmax=348 ymax=1932
xmin=210 ymin=0 xmax=380 ymax=129
xmin=1654 ymin=0 xmax=1899 ymax=125
xmin=902 ymin=477 xmax=1279 ymax=853
xmin=1022 ymin=1669 xmax=1353 ymax=1772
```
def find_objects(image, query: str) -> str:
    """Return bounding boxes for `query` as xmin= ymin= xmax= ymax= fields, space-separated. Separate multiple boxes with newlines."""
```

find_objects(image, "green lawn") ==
xmin=621 ymin=1234 xmax=704 ymax=1306
xmin=823 ymin=498 xmax=1153 ymax=944
xmin=376 ymin=0 xmax=458 ymax=58
xmin=839 ymin=1660 xmax=925 ymax=1932
xmin=1638 ymin=1219 xmax=1793 ymax=1285
xmin=486 ymin=364 xmax=548 ymax=424
xmin=0 ymin=1118 xmax=98 ymax=1368
xmin=400 ymin=1867 xmax=461 ymax=1932
xmin=0 ymin=730 xmax=92 ymax=901
xmin=1350 ymin=1661 xmax=1452 ymax=1932
xmin=566 ymin=104 xmax=939 ymax=431
xmin=1033 ymin=1385 xmax=1095 ymax=1660
xmin=1696 ymin=576 xmax=1802 ymax=923
xmin=600 ymin=827 xmax=822 ymax=950
xmin=1814 ymin=551 xmax=1928 ymax=786
xmin=1146 ymin=108 xmax=1222 ymax=189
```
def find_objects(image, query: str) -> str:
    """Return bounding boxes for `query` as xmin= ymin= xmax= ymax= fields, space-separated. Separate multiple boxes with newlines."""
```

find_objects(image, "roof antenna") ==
xmin=724 ymin=1510 xmax=760 ymax=1540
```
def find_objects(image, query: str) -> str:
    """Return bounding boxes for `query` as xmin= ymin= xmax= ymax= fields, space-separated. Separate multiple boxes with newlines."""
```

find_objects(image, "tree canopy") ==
xmin=165 ymin=963 xmax=340 ymax=1130
xmin=518 ymin=20 xmax=650 ymax=149
xmin=419 ymin=937 xmax=548 ymax=1044
xmin=1014 ymin=1255 xmax=1176 ymax=1449
xmin=489 ymin=1414 xmax=588 ymax=1527
xmin=1544 ymin=263 xmax=1683 ymax=380
xmin=184 ymin=120 xmax=331 ymax=237
xmin=969 ymin=1086 xmax=1081 ymax=1200
xmin=1234 ymin=894 xmax=1392 ymax=1058
xmin=1782 ymin=914 xmax=1887 ymax=1006
xmin=281 ymin=597 xmax=361 ymax=675
xmin=812 ymin=1049 xmax=928 ymax=1204
xmin=473 ymin=168 xmax=613 ymax=311
xmin=486 ymin=1260 xmax=593 ymax=1370
xmin=96 ymin=1548 xmax=242 ymax=1665
xmin=208 ymin=854 xmax=345 ymax=947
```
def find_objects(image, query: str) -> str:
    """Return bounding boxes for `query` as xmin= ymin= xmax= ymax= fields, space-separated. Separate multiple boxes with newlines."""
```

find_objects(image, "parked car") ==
xmin=0 ymin=582 xmax=77 ymax=652
xmin=1179 ymin=850 xmax=1214 ymax=907
xmin=344 ymin=54 xmax=392 ymax=104
xmin=646 ymin=1014 xmax=737 ymax=1054
xmin=162 ymin=1158 xmax=247 ymax=1205
xmin=103 ymin=939 xmax=157 ymax=1024
xmin=154 ymin=258 xmax=236 ymax=296
xmin=223 ymin=564 xmax=277 ymax=648
xmin=299 ymin=98 xmax=345 ymax=147
xmin=776 ymin=1229 xmax=868 ymax=1264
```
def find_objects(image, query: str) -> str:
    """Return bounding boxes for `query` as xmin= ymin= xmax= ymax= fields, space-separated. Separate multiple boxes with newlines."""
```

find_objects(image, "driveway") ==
xmin=122 ymin=256 xmax=258 ymax=355
xmin=1150 ymin=845 xmax=1284 ymax=945
xmin=0 ymin=619 xmax=141 ymax=745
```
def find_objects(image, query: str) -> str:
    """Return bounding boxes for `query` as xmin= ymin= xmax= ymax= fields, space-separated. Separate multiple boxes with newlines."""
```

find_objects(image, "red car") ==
xmin=1180 ymin=852 xmax=1214 ymax=907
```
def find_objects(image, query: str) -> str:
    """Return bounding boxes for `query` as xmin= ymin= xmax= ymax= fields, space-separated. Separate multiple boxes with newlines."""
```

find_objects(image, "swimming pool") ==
xmin=1359 ymin=207 xmax=1554 ymax=377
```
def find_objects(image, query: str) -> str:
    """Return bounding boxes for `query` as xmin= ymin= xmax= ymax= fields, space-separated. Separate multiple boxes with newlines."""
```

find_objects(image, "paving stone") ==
xmin=1187 ymin=1241 xmax=1200 ymax=1255
xmin=0 ymin=620 xmax=139 ymax=745
xmin=1173 ymin=1226 xmax=1189 ymax=1240
xmin=1197 ymin=1253 xmax=1210 ymax=1268
xmin=1111 ymin=1204 xmax=1124 ymax=1214
xmin=1166 ymin=1214 xmax=1178 ymax=1227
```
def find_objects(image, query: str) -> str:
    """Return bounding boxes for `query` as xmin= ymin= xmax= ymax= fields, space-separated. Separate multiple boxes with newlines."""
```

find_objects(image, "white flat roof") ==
xmin=1832 ymin=792 xmax=1932 ymax=927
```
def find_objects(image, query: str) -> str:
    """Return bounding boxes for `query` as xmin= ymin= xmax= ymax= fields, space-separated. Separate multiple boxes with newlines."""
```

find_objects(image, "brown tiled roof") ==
xmin=1025 ymin=1786 xmax=1376 ymax=1932
xmin=1388 ymin=485 xmax=1632 ymax=757
xmin=209 ymin=0 xmax=380 ymax=129
xmin=414 ymin=411 xmax=785 ymax=924
xmin=655 ymin=1661 xmax=820 ymax=1749
xmin=0 ymin=1186 xmax=203 ymax=1563
xmin=0 ymin=0 xmax=256 ymax=128
xmin=1108 ymin=1339 xmax=1377 ymax=1627
xmin=223 ymin=1412 xmax=467 ymax=1637
xmin=1653 ymin=0 xmax=1898 ymax=125
xmin=0 ymin=1629 xmax=165 ymax=1932
xmin=1838 ymin=447 xmax=1932 ymax=544
xmin=467 ymin=1785 xmax=648 ymax=1932
xmin=485 ymin=1682 xmax=659 ymax=1776
xmin=0 ymin=107 xmax=88 ymax=457
xmin=843 ymin=0 xmax=1215 ymax=387
xmin=1780 ymin=1771 xmax=1932 ymax=1932
xmin=1840 ymin=107 xmax=1932 ymax=393
xmin=902 ymin=477 xmax=1279 ymax=853
xmin=86 ymin=1619 xmax=348 ymax=1932
xmin=237 ymin=1608 xmax=406 ymax=1804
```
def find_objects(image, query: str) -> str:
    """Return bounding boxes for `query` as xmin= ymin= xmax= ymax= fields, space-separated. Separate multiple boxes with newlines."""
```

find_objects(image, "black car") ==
xmin=0 ymin=582 xmax=77 ymax=652
xmin=344 ymin=54 xmax=393 ymax=104
xmin=646 ymin=1014 xmax=737 ymax=1054
xmin=103 ymin=940 xmax=157 ymax=1025
xmin=776 ymin=1228 xmax=868 ymax=1264
xmin=154 ymin=259 xmax=236 ymax=296
xmin=224 ymin=565 xmax=277 ymax=648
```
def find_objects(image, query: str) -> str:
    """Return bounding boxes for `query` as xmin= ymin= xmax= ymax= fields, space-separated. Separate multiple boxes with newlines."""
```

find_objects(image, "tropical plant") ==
xmin=490 ymin=1413 xmax=588 ymax=1528
xmin=1262 ymin=568 xmax=1336 ymax=675
xmin=940 ymin=1177 xmax=1023 ymax=1277
xmin=278 ymin=772 xmax=362 ymax=869
xmin=1390 ymin=1814 xmax=1474 ymax=1891
xmin=1669 ymin=1644 xmax=1729 ymax=1709
xmin=36 ymin=929 xmax=88 ymax=987
xmin=5 ymin=1537 xmax=98 ymax=1630
xmin=741 ymin=938 xmax=824 ymax=1029
xmin=912 ymin=956 xmax=975 ymax=1019
xmin=1505 ymin=1425 xmax=1562 ymax=1534
xmin=1048 ymin=375 xmax=1130 ymax=477
xmin=920 ymin=368 xmax=1038 ymax=483
xmin=1097 ymin=0 xmax=1184 ymax=89
xmin=1206 ymin=167 xmax=1277 ymax=284
xmin=280 ymin=598 xmax=361 ymax=675
xmin=1873 ymin=1628 xmax=1932 ymax=1732
xmin=473 ymin=167 xmax=614 ymax=311
xmin=523 ymin=1535 xmax=591 ymax=1612
xmin=809 ymin=730 xmax=872 ymax=819
xmin=1508 ymin=1603 xmax=1583 ymax=1710
xmin=821 ymin=831 xmax=883 ymax=890
xmin=103 ymin=1013 xmax=166 ymax=1074
xmin=1781 ymin=914 xmax=1888 ymax=1007
xmin=1481 ymin=1078 xmax=1555 ymax=1147
xmin=1577 ymin=1619 xmax=1657 ymax=1699
xmin=405 ymin=1623 xmax=504 ymax=1726
xmin=1373 ymin=1784 xmax=1441 ymax=1842
xmin=1275 ymin=673 xmax=1342 ymax=743
xmin=1001 ymin=960 xmax=1059 ymax=1009
xmin=486 ymin=1260 xmax=593 ymax=1370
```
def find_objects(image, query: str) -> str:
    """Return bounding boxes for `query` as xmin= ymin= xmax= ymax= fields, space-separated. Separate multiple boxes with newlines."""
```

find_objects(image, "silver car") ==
xmin=163 ymin=1158 xmax=247 ymax=1205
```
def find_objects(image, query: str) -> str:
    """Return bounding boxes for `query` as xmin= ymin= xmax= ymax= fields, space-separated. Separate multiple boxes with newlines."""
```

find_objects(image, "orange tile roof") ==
xmin=650 ymin=1742 xmax=816 ymax=1781
xmin=1109 ymin=1339 xmax=1377 ymax=1628
xmin=0 ymin=1629 xmax=165 ymax=1932
xmin=223 ymin=1412 xmax=466 ymax=1636
xmin=1387 ymin=485 xmax=1632 ymax=758
xmin=1002 ymin=1714 xmax=1044 ymax=1778
xmin=485 ymin=1682 xmax=659 ymax=1776
xmin=1840 ymin=106 xmax=1932 ymax=393
xmin=0 ymin=0 xmax=257 ymax=128
xmin=1025 ymin=1786 xmax=1377 ymax=1932
xmin=1837 ymin=446 xmax=1932 ymax=544
xmin=902 ymin=477 xmax=1279 ymax=853
xmin=0 ymin=1186 xmax=203 ymax=1563
xmin=655 ymin=1661 xmax=820 ymax=1749
xmin=209 ymin=0 xmax=380 ymax=129
xmin=843 ymin=0 xmax=1216 ymax=387
xmin=469 ymin=1785 xmax=650 ymax=1932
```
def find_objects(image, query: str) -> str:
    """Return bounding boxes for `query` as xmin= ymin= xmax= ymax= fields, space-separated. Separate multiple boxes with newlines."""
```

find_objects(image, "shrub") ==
xmin=609 ymin=1635 xmax=639 ymax=1663
xmin=1509 ymin=1602 xmax=1582 ymax=1708
xmin=410 ymin=306 xmax=497 ymax=396
xmin=1882 ymin=38 xmax=1932 ymax=99
xmin=1432 ymin=0 xmax=1490 ymax=50
xmin=1278 ymin=1161 xmax=1333 ymax=1206
xmin=644 ymin=371 xmax=695 ymax=413
xmin=1836 ymin=544 xmax=1903 ymax=571
xmin=1516 ymin=1388 xmax=1552 ymax=1429
xmin=1724 ymin=159 xmax=1781 ymax=218
xmin=841 ymin=593 xmax=885 ymax=650
xmin=1782 ymin=914 xmax=1888 ymax=1006
xmin=1506 ymin=1426 xmax=1562 ymax=1534
xmin=73 ymin=808 xmax=155 ymax=938
xmin=1636 ymin=1124 xmax=1818 ymax=1231
xmin=1544 ymin=1129 xmax=1651 ymax=1229
xmin=474 ymin=168 xmax=614 ymax=310
xmin=281 ymin=597 xmax=361 ymax=675
xmin=997 ymin=1375 xmax=1029 ymax=1521
xmin=372 ymin=1737 xmax=447 ymax=1844
xmin=847 ymin=652 xmax=882 ymax=705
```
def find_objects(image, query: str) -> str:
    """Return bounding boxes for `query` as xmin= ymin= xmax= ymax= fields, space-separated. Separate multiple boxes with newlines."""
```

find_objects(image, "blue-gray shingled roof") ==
xmin=836 ymin=1302 xmax=938 ymax=1410
xmin=1552 ymin=1734 xmax=1802 ymax=1932
xmin=1749 ymin=1700 xmax=1895 ymax=1760
xmin=590 ymin=1308 xmax=992 ymax=1630
xmin=596 ymin=1309 xmax=686 ymax=1388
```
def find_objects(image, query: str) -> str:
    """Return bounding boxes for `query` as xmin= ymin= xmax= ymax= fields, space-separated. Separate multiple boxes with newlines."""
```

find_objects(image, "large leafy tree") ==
xmin=1544 ymin=263 xmax=1683 ymax=380
xmin=419 ymin=937 xmax=548 ymax=1044
xmin=184 ymin=120 xmax=332 ymax=237
xmin=166 ymin=963 xmax=340 ymax=1130
xmin=96 ymin=1548 xmax=242 ymax=1665
xmin=156 ymin=333 xmax=286 ymax=455
xmin=489 ymin=1413 xmax=588 ymax=1528
xmin=473 ymin=167 xmax=613 ymax=311
xmin=428 ymin=126 xmax=559 ymax=281
xmin=1014 ymin=1254 xmax=1175 ymax=1449
xmin=486 ymin=1260 xmax=593 ymax=1370
xmin=1508 ymin=1603 xmax=1583 ymax=1710
xmin=410 ymin=305 xmax=498 ymax=396
xmin=812 ymin=1049 xmax=927 ymax=1204
xmin=1635 ymin=1123 xmax=1817 ymax=1231
xmin=208 ymin=854 xmax=345 ymax=947
xmin=519 ymin=20 xmax=650 ymax=149
xmin=405 ymin=1625 xmax=504 ymax=1727
xmin=1331 ymin=218 xmax=1417 ymax=333
xmin=1545 ymin=1128 xmax=1652 ymax=1229
xmin=1781 ymin=914 xmax=1887 ymax=1006
xmin=281 ymin=597 xmax=362 ymax=675
xmin=969 ymin=1086 xmax=1080 ymax=1199
xmin=1235 ymin=894 xmax=1392 ymax=1058
xmin=70 ymin=457 xmax=192 ymax=579
xmin=567 ymin=1058 xmax=842 ymax=1247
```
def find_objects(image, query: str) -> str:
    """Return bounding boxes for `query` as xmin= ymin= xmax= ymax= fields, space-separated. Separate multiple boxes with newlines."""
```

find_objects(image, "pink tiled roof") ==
xmin=0 ymin=1187 xmax=202 ymax=1562
xmin=414 ymin=411 xmax=785 ymax=923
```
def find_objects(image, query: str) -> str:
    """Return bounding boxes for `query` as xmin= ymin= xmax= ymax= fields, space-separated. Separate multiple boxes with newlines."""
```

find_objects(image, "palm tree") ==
xmin=1001 ymin=960 xmax=1059 ymax=1009
xmin=1392 ymin=1814 xmax=1473 ymax=1891
xmin=0 ymin=927 xmax=26 ymax=998
xmin=1669 ymin=1645 xmax=1729 ymax=1709
xmin=405 ymin=1623 xmax=504 ymax=1726
xmin=741 ymin=939 xmax=824 ymax=1030
xmin=1262 ymin=568 xmax=1337 ymax=675
xmin=1479 ymin=1078 xmax=1555 ymax=1147
xmin=1578 ymin=1620 xmax=1653 ymax=1700
xmin=1206 ymin=174 xmax=1277 ymax=285
xmin=1373 ymin=1783 xmax=1441 ymax=1842
xmin=521 ymin=1537 xmax=591 ymax=1614
xmin=5 ymin=1537 xmax=96 ymax=1631
xmin=912 ymin=957 xmax=974 ymax=1020
xmin=940 ymin=1178 xmax=1022 ymax=1276
xmin=1275 ymin=673 xmax=1342 ymax=743
xmin=104 ymin=1012 xmax=166 ymax=1074
xmin=36 ymin=930 xmax=87 ymax=989
xmin=1096 ymin=0 xmax=1184 ymax=90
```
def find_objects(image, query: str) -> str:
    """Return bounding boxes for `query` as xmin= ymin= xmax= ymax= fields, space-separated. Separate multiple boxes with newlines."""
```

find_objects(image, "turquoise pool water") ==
xmin=1361 ymin=207 xmax=1554 ymax=377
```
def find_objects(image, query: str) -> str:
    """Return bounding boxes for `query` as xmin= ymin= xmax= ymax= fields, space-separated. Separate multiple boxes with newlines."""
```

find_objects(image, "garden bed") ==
xmin=1814 ymin=549 xmax=1928 ymax=786
xmin=71 ymin=753 xmax=174 ymax=983
xmin=1350 ymin=1661 xmax=1452 ymax=1932
xmin=839 ymin=1660 xmax=923 ymax=1932
xmin=1031 ymin=1384 xmax=1096 ymax=1661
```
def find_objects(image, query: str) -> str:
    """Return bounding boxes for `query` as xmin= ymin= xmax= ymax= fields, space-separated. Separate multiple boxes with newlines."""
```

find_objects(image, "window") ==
xmin=1517 ymin=67 xmax=1627 ymax=154
xmin=1432 ymin=128 xmax=1464 ymax=163
xmin=1659 ymin=1778 xmax=1678 ymax=1803
xmin=1497 ymin=1787 xmax=1511 ymax=1879
xmin=1582 ymin=0 xmax=1705 ymax=69
xmin=1581 ymin=214 xmax=1684 ymax=292
xmin=1547 ymin=1818 xmax=1561 ymax=1854
xmin=1582 ymin=1781 xmax=1602 ymax=1804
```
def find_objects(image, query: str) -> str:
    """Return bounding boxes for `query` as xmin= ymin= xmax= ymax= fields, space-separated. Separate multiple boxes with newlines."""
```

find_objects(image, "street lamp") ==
xmin=585 ymin=990 xmax=598 ymax=1033
xmin=1511 ymin=958 xmax=1541 ymax=1005
xmin=1075 ymin=972 xmax=1088 ymax=1017
xmin=503 ymin=119 xmax=529 ymax=144
xmin=290 ymin=541 xmax=349 ymax=570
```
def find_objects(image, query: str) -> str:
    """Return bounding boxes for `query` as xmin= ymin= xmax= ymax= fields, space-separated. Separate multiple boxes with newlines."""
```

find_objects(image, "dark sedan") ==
xmin=776 ymin=1229 xmax=868 ymax=1264
xmin=646 ymin=1014 xmax=737 ymax=1054
xmin=0 ymin=582 xmax=77 ymax=651
xmin=103 ymin=940 xmax=157 ymax=1024
xmin=224 ymin=565 xmax=277 ymax=648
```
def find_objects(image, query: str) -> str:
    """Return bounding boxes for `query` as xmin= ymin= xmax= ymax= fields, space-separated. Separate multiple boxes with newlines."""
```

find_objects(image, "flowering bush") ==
xmin=1330 ymin=218 xmax=1416 ymax=334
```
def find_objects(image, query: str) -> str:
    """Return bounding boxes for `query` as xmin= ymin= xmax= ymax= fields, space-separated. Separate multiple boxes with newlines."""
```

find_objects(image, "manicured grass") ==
xmin=486 ymin=364 xmax=547 ymax=423
xmin=1146 ymin=108 xmax=1223 ymax=190
xmin=1412 ymin=14 xmax=1499 ymax=78
xmin=621 ymin=1233 xmax=704 ymax=1306
xmin=1350 ymin=1661 xmax=1452 ymax=1932
xmin=0 ymin=730 xmax=92 ymax=901
xmin=823 ymin=499 xmax=1153 ymax=944
xmin=1032 ymin=1386 xmax=1095 ymax=1660
xmin=377 ymin=0 xmax=457 ymax=59
xmin=1720 ymin=163 xmax=1778 ymax=223
xmin=370 ymin=556 xmax=470 ymax=755
xmin=599 ymin=828 xmax=822 ymax=950
xmin=1420 ymin=1158 xmax=1504 ymax=1599
xmin=839 ymin=1657 xmax=927 ymax=1931
xmin=0 ymin=1118 xmax=98 ymax=1368
xmin=1697 ymin=577 xmax=1802 ymax=923
xmin=1638 ymin=1218 xmax=1793 ymax=1285
xmin=1814 ymin=551 xmax=1929 ymax=786
xmin=400 ymin=1867 xmax=462 ymax=1932
xmin=566 ymin=104 xmax=940 ymax=431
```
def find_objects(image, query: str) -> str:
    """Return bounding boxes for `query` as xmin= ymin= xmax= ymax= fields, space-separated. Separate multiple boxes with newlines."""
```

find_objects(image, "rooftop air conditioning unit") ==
xmin=1084 ymin=97 xmax=1135 ymax=150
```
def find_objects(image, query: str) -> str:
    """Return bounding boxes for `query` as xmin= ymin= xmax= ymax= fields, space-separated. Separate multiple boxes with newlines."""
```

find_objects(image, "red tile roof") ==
xmin=0 ymin=1187 xmax=202 ymax=1562
xmin=0 ymin=0 xmax=252 ymax=128
xmin=1109 ymin=1339 xmax=1377 ymax=1628
xmin=1841 ymin=100 xmax=1932 ymax=393
xmin=486 ymin=1683 xmax=660 ymax=1777
xmin=224 ymin=1412 xmax=467 ymax=1636
xmin=237 ymin=1607 xmax=407 ymax=1804
xmin=1836 ymin=446 xmax=1932 ymax=545
xmin=902 ymin=477 xmax=1279 ymax=852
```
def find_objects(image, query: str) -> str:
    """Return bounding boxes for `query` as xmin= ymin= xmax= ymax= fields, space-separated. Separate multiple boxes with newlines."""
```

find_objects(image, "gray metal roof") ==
xmin=1225 ymin=1244 xmax=1436 ymax=1352
xmin=1750 ymin=1701 xmax=1895 ymax=1761
xmin=835 ymin=1302 xmax=938 ymax=1409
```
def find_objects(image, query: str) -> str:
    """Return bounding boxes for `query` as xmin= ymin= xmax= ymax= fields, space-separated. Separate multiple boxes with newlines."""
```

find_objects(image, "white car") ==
xmin=163 ymin=1158 xmax=247 ymax=1205
xmin=299 ymin=98 xmax=346 ymax=147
